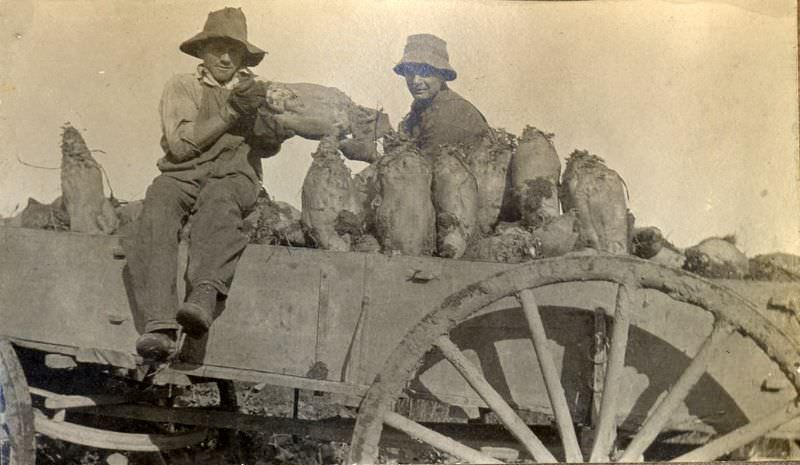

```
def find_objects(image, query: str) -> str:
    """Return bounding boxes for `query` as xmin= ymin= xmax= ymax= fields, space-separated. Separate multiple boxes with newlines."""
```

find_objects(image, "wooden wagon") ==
xmin=1 ymin=225 xmax=798 ymax=463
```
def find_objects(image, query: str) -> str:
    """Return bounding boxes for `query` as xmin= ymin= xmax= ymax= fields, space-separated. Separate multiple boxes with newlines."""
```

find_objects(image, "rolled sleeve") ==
xmin=159 ymin=74 xmax=202 ymax=162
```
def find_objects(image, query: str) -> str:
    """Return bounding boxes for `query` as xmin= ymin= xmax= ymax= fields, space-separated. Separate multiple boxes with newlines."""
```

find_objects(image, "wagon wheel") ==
xmin=348 ymin=255 xmax=800 ymax=463
xmin=0 ymin=340 xmax=36 ymax=465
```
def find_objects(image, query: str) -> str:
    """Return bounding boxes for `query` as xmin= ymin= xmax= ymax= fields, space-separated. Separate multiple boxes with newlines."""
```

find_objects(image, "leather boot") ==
xmin=135 ymin=330 xmax=177 ymax=362
xmin=177 ymin=283 xmax=217 ymax=337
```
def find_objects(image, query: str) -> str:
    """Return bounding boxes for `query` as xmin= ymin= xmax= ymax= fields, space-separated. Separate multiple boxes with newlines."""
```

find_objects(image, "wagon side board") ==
xmin=1 ymin=226 xmax=798 ymax=436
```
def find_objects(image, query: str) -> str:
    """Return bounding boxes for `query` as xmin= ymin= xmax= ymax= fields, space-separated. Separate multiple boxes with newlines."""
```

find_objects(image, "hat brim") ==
xmin=180 ymin=32 xmax=267 ymax=67
xmin=393 ymin=62 xmax=456 ymax=81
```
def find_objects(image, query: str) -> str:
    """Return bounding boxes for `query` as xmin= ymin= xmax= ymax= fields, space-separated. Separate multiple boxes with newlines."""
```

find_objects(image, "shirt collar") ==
xmin=195 ymin=64 xmax=255 ymax=89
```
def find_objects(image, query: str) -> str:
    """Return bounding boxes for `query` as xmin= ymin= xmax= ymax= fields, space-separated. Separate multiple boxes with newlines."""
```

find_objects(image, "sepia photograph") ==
xmin=0 ymin=0 xmax=798 ymax=463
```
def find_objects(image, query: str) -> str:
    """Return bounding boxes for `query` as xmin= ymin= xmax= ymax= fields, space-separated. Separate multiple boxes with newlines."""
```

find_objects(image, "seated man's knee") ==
xmin=198 ymin=178 xmax=257 ymax=212
xmin=144 ymin=177 xmax=186 ymax=212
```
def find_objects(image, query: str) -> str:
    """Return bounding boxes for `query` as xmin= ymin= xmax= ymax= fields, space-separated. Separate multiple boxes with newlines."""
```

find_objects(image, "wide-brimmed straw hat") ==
xmin=180 ymin=7 xmax=266 ymax=67
xmin=393 ymin=34 xmax=457 ymax=81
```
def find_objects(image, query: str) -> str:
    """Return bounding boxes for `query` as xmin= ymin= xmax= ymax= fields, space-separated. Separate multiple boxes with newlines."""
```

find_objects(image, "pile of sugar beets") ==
xmin=3 ymin=83 xmax=799 ymax=284
xmin=293 ymin=125 xmax=800 ymax=284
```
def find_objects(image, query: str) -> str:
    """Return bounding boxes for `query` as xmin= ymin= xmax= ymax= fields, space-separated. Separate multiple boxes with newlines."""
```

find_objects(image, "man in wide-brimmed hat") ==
xmin=127 ymin=7 xmax=292 ymax=361
xmin=395 ymin=34 xmax=491 ymax=154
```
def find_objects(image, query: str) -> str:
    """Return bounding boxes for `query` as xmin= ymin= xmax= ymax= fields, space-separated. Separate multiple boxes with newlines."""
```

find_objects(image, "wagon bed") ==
xmin=1 ymin=225 xmax=799 ymax=463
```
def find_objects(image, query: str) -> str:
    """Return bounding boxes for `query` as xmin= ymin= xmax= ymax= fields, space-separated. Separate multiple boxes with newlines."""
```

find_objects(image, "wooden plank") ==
xmin=342 ymin=257 xmax=371 ymax=386
xmin=34 ymin=410 xmax=206 ymax=451
xmin=80 ymin=403 xmax=557 ymax=452
xmin=0 ymin=229 xmax=138 ymax=355
xmin=315 ymin=264 xmax=332 ymax=365
xmin=31 ymin=388 xmax=129 ymax=409
xmin=165 ymin=363 xmax=368 ymax=400
xmin=195 ymin=246 xmax=321 ymax=377
xmin=29 ymin=387 xmax=166 ymax=410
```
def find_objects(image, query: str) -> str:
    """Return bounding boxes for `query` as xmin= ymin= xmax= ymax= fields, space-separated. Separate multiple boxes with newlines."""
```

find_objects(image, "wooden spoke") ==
xmin=589 ymin=283 xmax=635 ymax=462
xmin=435 ymin=335 xmax=557 ymax=462
xmin=518 ymin=289 xmax=583 ymax=462
xmin=671 ymin=399 xmax=800 ymax=462
xmin=618 ymin=324 xmax=731 ymax=461
xmin=383 ymin=411 xmax=504 ymax=464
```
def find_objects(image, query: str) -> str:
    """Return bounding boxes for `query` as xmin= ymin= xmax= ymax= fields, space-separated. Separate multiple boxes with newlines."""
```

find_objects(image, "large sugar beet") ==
xmin=115 ymin=200 xmax=144 ymax=237
xmin=684 ymin=236 xmax=749 ymax=279
xmin=632 ymin=226 xmax=685 ymax=268
xmin=433 ymin=146 xmax=479 ymax=258
xmin=301 ymin=138 xmax=361 ymax=251
xmin=60 ymin=124 xmax=118 ymax=234
xmin=374 ymin=138 xmax=436 ymax=256
xmin=560 ymin=150 xmax=629 ymax=254
xmin=247 ymin=191 xmax=306 ymax=246
xmin=266 ymin=82 xmax=391 ymax=143
xmin=530 ymin=212 xmax=579 ymax=258
xmin=750 ymin=253 xmax=800 ymax=282
xmin=469 ymin=130 xmax=515 ymax=234
xmin=18 ymin=197 xmax=69 ymax=231
xmin=352 ymin=234 xmax=382 ymax=253
xmin=352 ymin=164 xmax=379 ymax=235
xmin=510 ymin=126 xmax=561 ymax=227
xmin=464 ymin=223 xmax=536 ymax=263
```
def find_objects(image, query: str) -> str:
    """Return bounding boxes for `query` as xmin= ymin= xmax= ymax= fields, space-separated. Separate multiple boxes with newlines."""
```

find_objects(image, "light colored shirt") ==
xmin=158 ymin=65 xmax=253 ymax=161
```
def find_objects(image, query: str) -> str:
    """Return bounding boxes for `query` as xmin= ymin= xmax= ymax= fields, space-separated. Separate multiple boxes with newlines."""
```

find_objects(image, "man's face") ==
xmin=404 ymin=65 xmax=446 ymax=101
xmin=201 ymin=39 xmax=246 ymax=84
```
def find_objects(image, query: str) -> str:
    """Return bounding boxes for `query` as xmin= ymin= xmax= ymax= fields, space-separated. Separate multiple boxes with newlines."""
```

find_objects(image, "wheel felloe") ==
xmin=0 ymin=339 xmax=36 ymax=465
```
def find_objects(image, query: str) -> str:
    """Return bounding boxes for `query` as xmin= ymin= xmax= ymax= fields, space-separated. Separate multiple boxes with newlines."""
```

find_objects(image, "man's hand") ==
xmin=253 ymin=106 xmax=295 ymax=144
xmin=228 ymin=77 xmax=266 ymax=116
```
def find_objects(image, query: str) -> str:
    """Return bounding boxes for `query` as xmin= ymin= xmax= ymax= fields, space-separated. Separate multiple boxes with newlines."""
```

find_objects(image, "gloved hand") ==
xmin=228 ymin=77 xmax=266 ymax=116
xmin=252 ymin=106 xmax=295 ymax=144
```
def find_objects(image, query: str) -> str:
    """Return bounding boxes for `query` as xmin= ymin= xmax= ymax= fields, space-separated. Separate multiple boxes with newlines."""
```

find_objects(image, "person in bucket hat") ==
xmin=395 ymin=34 xmax=491 ymax=154
xmin=179 ymin=7 xmax=266 ymax=68
xmin=126 ymin=7 xmax=292 ymax=362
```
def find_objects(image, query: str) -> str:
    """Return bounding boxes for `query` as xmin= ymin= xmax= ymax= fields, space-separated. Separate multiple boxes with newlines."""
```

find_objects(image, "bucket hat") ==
xmin=180 ymin=7 xmax=266 ymax=67
xmin=393 ymin=34 xmax=457 ymax=81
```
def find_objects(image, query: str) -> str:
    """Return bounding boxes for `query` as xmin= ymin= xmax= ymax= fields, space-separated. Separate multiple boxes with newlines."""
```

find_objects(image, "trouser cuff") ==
xmin=190 ymin=279 xmax=229 ymax=297
xmin=145 ymin=320 xmax=181 ymax=333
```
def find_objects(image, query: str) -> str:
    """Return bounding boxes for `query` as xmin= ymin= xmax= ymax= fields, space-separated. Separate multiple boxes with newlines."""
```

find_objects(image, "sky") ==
xmin=1 ymin=0 xmax=798 ymax=256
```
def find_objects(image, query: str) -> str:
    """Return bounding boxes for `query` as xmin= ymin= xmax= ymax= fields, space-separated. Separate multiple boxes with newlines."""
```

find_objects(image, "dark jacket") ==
xmin=400 ymin=88 xmax=490 ymax=154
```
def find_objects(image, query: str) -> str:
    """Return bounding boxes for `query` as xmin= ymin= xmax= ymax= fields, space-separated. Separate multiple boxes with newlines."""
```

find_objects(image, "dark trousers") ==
xmin=127 ymin=144 xmax=260 ymax=333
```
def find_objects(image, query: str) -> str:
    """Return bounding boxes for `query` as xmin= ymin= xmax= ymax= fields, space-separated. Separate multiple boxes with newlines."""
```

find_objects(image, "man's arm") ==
xmin=431 ymin=98 xmax=490 ymax=147
xmin=190 ymin=104 xmax=238 ymax=150
xmin=159 ymin=75 xmax=239 ymax=162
